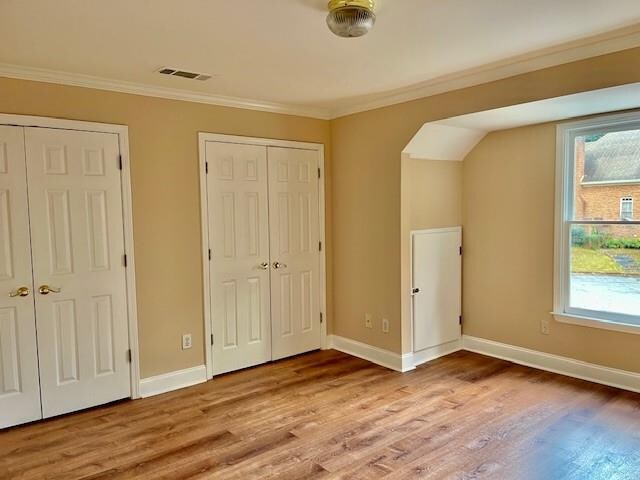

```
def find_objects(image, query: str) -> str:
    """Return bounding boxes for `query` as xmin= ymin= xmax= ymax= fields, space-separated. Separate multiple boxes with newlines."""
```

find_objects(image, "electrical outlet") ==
xmin=365 ymin=313 xmax=373 ymax=329
xmin=382 ymin=318 xmax=390 ymax=333
xmin=182 ymin=334 xmax=193 ymax=350
xmin=541 ymin=318 xmax=550 ymax=335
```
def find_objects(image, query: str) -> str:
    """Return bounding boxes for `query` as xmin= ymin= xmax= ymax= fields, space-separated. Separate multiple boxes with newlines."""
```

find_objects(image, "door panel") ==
xmin=268 ymin=147 xmax=321 ymax=360
xmin=24 ymin=127 xmax=130 ymax=418
xmin=0 ymin=126 xmax=41 ymax=429
xmin=412 ymin=229 xmax=462 ymax=352
xmin=207 ymin=142 xmax=271 ymax=375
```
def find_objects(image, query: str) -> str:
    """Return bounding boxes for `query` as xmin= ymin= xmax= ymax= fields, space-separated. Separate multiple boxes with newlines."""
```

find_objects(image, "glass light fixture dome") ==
xmin=327 ymin=0 xmax=376 ymax=38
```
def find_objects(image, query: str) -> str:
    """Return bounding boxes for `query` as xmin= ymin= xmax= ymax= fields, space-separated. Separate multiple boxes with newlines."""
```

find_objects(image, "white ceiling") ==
xmin=2 ymin=1 xmax=640 ymax=118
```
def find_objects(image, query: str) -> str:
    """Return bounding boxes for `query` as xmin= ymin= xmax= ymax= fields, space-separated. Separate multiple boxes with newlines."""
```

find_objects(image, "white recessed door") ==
xmin=412 ymin=228 xmax=462 ymax=352
xmin=268 ymin=147 xmax=321 ymax=360
xmin=0 ymin=126 xmax=42 ymax=429
xmin=24 ymin=127 xmax=131 ymax=418
xmin=206 ymin=142 xmax=272 ymax=375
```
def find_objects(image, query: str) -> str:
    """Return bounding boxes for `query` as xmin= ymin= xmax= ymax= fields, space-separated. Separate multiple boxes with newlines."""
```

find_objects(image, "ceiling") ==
xmin=404 ymin=82 xmax=640 ymax=161
xmin=2 ymin=1 xmax=640 ymax=118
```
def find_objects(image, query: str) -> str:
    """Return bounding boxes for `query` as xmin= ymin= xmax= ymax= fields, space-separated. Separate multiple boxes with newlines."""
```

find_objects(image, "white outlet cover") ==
xmin=365 ymin=313 xmax=373 ymax=329
xmin=541 ymin=319 xmax=550 ymax=335
xmin=182 ymin=334 xmax=193 ymax=350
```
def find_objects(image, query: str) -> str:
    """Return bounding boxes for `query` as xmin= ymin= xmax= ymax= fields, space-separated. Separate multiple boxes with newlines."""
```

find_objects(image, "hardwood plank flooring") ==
xmin=2 ymin=350 xmax=640 ymax=479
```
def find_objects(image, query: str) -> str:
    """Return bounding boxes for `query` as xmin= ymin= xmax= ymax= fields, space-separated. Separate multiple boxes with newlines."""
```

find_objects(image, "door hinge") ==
xmin=208 ymin=249 xmax=212 ymax=261
xmin=319 ymin=241 xmax=322 ymax=252
xmin=123 ymin=254 xmax=128 ymax=267
xmin=459 ymin=246 xmax=463 ymax=256
xmin=210 ymin=333 xmax=214 ymax=346
xmin=126 ymin=349 xmax=132 ymax=363
xmin=320 ymin=312 xmax=323 ymax=324
xmin=118 ymin=155 xmax=123 ymax=170
xmin=318 ymin=167 xmax=321 ymax=179
xmin=205 ymin=162 xmax=209 ymax=174
xmin=459 ymin=315 xmax=463 ymax=326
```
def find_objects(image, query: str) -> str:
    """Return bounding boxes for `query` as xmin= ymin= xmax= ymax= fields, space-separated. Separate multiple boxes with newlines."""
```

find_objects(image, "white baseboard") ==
xmin=327 ymin=335 xmax=410 ymax=372
xmin=328 ymin=334 xmax=640 ymax=394
xmin=413 ymin=339 xmax=463 ymax=367
xmin=463 ymin=335 xmax=640 ymax=394
xmin=139 ymin=365 xmax=208 ymax=398
xmin=328 ymin=335 xmax=463 ymax=372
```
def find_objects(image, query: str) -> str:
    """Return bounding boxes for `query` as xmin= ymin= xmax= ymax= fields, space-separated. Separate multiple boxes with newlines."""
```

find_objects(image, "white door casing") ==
xmin=24 ymin=127 xmax=131 ymax=418
xmin=268 ymin=147 xmax=321 ymax=360
xmin=0 ymin=126 xmax=42 ymax=428
xmin=412 ymin=228 xmax=462 ymax=352
xmin=206 ymin=142 xmax=272 ymax=375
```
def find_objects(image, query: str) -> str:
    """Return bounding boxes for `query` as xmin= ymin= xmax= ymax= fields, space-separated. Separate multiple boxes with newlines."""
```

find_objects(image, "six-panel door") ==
xmin=267 ymin=147 xmax=321 ymax=360
xmin=1 ymin=132 xmax=321 ymax=427
xmin=24 ymin=127 xmax=131 ymax=418
xmin=0 ymin=126 xmax=42 ymax=429
xmin=207 ymin=142 xmax=272 ymax=375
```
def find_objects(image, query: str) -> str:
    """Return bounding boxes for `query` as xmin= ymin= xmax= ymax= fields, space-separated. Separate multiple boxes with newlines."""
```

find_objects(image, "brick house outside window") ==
xmin=574 ymin=130 xmax=640 ymax=236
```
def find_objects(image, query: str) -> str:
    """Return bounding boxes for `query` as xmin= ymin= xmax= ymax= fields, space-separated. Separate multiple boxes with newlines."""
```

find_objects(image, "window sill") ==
xmin=552 ymin=312 xmax=640 ymax=335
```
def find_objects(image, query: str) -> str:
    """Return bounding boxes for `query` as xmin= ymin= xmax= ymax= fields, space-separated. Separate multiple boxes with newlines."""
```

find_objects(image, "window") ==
xmin=554 ymin=112 xmax=640 ymax=332
xmin=620 ymin=197 xmax=633 ymax=221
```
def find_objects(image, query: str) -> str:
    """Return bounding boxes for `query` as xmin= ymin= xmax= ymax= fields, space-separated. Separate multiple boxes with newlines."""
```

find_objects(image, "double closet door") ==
xmin=0 ymin=125 xmax=131 ymax=429
xmin=205 ymin=141 xmax=322 ymax=376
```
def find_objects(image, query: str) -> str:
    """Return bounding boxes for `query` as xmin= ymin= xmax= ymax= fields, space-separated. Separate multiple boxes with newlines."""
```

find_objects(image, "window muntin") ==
xmin=556 ymin=116 xmax=640 ymax=328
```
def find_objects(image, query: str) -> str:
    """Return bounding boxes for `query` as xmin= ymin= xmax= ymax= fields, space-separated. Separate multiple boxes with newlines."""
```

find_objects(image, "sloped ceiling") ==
xmin=404 ymin=83 xmax=640 ymax=161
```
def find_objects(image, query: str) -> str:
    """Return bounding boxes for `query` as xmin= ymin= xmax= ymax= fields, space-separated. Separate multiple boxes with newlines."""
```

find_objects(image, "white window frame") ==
xmin=554 ymin=111 xmax=640 ymax=335
xmin=620 ymin=197 xmax=633 ymax=221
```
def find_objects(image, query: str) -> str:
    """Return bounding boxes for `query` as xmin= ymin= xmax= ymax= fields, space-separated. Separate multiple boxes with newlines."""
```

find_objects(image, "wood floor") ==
xmin=2 ymin=350 xmax=640 ymax=480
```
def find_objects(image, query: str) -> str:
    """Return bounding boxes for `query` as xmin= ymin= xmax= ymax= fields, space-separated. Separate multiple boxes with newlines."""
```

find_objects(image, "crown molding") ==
xmin=2 ymin=23 xmax=640 ymax=121
xmin=329 ymin=23 xmax=640 ymax=119
xmin=0 ymin=63 xmax=333 ymax=120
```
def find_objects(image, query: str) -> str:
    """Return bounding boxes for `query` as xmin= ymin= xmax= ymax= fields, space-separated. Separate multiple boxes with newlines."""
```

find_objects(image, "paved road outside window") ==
xmin=571 ymin=274 xmax=640 ymax=320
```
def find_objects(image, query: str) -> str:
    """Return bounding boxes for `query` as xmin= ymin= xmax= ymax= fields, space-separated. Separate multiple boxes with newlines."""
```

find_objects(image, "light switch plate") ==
xmin=182 ymin=334 xmax=193 ymax=350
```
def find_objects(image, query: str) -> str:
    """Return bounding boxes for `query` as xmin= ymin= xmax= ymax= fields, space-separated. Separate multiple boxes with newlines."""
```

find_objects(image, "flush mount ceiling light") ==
xmin=327 ymin=0 xmax=376 ymax=38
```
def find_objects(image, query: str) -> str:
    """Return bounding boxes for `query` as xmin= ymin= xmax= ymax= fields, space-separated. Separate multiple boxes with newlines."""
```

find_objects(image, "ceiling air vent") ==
xmin=158 ymin=67 xmax=212 ymax=81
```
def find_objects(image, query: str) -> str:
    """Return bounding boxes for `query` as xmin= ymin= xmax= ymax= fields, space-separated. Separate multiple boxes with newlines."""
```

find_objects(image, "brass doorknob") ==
xmin=39 ymin=285 xmax=61 ymax=295
xmin=273 ymin=261 xmax=288 ymax=269
xmin=9 ymin=286 xmax=30 ymax=297
xmin=258 ymin=262 xmax=269 ymax=270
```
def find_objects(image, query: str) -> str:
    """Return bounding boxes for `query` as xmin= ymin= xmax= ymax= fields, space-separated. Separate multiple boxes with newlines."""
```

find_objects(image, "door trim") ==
xmin=198 ymin=133 xmax=328 ymax=380
xmin=0 ymin=114 xmax=141 ymax=399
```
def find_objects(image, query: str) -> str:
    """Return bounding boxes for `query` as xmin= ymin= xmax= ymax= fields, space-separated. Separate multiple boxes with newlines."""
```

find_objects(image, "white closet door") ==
xmin=206 ymin=142 xmax=272 ymax=375
xmin=24 ymin=127 xmax=131 ymax=418
xmin=0 ymin=126 xmax=42 ymax=429
xmin=412 ymin=228 xmax=462 ymax=352
xmin=268 ymin=147 xmax=321 ymax=360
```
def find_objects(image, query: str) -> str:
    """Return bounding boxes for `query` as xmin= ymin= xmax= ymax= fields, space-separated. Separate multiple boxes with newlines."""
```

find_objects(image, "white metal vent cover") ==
xmin=157 ymin=67 xmax=212 ymax=81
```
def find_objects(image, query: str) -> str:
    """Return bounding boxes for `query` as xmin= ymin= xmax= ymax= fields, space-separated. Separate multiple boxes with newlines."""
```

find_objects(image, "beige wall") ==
xmin=331 ymin=46 xmax=640 ymax=354
xmin=462 ymin=123 xmax=640 ymax=372
xmin=405 ymin=158 xmax=463 ymax=231
xmin=0 ymin=77 xmax=332 ymax=378
xmin=4 ymin=45 xmax=640 ymax=377
xmin=399 ymin=157 xmax=463 ymax=353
